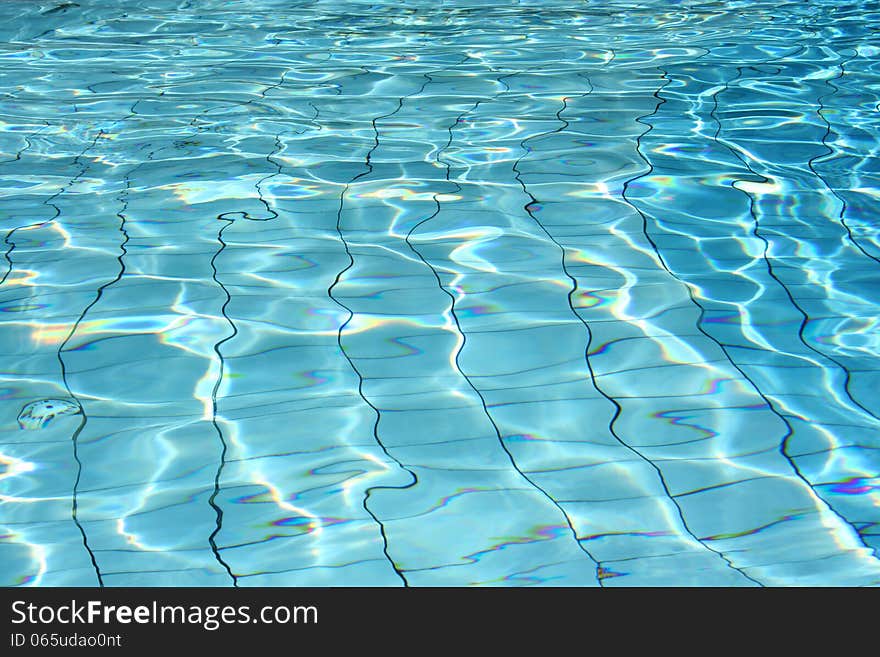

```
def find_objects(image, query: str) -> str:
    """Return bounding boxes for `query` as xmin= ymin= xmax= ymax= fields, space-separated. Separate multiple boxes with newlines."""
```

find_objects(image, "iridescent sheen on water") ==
xmin=0 ymin=0 xmax=878 ymax=586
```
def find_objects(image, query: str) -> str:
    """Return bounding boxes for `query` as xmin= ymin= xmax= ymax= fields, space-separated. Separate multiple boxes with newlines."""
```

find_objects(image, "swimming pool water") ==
xmin=1 ymin=0 xmax=879 ymax=587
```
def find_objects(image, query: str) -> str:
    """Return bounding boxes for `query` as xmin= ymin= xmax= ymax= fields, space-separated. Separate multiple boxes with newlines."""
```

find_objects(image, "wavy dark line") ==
xmin=717 ymin=66 xmax=880 ymax=427
xmin=325 ymin=71 xmax=441 ymax=587
xmin=200 ymin=61 xmax=313 ymax=584
xmin=0 ymin=230 xmax=22 ymax=289
xmin=510 ymin=72 xmax=760 ymax=584
xmin=401 ymin=69 xmax=607 ymax=584
xmin=616 ymin=70 xmax=765 ymax=585
xmin=45 ymin=100 xmax=158 ymax=586
xmin=707 ymin=64 xmax=880 ymax=558
xmin=52 ymin=86 xmax=200 ymax=587
xmin=204 ymin=94 xmax=289 ymax=587
xmin=207 ymin=216 xmax=239 ymax=586
xmin=20 ymin=112 xmax=142 ymax=587
xmin=187 ymin=69 xmax=289 ymax=131
xmin=808 ymin=50 xmax=880 ymax=266
xmin=215 ymin=97 xmax=317 ymax=224
xmin=0 ymin=120 xmax=49 ymax=166
xmin=614 ymin=57 xmax=879 ymax=561
xmin=55 ymin=147 xmax=146 ymax=588
xmin=234 ymin=103 xmax=319 ymax=223
xmin=2 ymin=125 xmax=105 ymax=292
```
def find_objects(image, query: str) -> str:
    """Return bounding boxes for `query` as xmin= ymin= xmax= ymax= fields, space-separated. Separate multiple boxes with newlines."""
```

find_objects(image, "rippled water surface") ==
xmin=1 ymin=0 xmax=879 ymax=587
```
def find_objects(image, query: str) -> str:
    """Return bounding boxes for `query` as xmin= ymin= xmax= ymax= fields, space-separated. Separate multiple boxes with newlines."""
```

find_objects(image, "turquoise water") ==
xmin=1 ymin=0 xmax=879 ymax=587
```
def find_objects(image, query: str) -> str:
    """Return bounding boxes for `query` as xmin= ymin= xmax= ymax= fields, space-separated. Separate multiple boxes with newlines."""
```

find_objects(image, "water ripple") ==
xmin=1 ymin=0 xmax=878 ymax=586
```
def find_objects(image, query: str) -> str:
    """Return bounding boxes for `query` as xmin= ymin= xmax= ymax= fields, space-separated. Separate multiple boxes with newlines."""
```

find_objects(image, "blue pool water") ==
xmin=1 ymin=0 xmax=879 ymax=587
